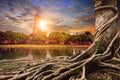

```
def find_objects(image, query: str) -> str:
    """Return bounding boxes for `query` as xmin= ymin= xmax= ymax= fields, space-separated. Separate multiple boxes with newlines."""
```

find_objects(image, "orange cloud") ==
xmin=69 ymin=26 xmax=95 ymax=34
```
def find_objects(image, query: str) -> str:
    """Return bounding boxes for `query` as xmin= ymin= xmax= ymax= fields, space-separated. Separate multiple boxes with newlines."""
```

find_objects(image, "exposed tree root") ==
xmin=0 ymin=47 xmax=119 ymax=80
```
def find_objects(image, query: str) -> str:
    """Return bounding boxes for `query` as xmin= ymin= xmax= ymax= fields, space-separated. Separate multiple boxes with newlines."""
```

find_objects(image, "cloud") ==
xmin=73 ymin=14 xmax=95 ymax=29
xmin=0 ymin=24 xmax=31 ymax=34
xmin=0 ymin=0 xmax=38 ymax=34
xmin=0 ymin=0 xmax=95 ymax=34
xmin=75 ymin=14 xmax=95 ymax=22
xmin=68 ymin=26 xmax=95 ymax=34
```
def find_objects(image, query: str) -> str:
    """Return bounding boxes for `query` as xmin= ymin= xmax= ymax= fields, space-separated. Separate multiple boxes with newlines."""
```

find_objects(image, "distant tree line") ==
xmin=65 ymin=31 xmax=93 ymax=45
xmin=0 ymin=31 xmax=28 ymax=44
xmin=0 ymin=31 xmax=93 ymax=45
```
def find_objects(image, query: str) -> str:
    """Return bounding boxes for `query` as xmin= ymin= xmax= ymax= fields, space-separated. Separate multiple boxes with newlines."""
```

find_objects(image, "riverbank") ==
xmin=0 ymin=44 xmax=89 ymax=78
xmin=0 ymin=44 xmax=89 ymax=48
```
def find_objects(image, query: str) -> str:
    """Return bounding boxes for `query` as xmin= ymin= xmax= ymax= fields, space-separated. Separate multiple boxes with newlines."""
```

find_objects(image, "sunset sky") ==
xmin=0 ymin=0 xmax=120 ymax=34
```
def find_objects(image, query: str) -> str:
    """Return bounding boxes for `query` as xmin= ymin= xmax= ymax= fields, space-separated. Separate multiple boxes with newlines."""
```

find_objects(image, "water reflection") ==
xmin=0 ymin=47 xmax=87 ymax=61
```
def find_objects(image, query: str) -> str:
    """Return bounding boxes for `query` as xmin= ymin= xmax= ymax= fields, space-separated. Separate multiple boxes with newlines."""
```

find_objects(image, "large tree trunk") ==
xmin=0 ymin=0 xmax=120 ymax=80
xmin=95 ymin=0 xmax=119 ymax=53
xmin=70 ymin=0 xmax=119 ymax=62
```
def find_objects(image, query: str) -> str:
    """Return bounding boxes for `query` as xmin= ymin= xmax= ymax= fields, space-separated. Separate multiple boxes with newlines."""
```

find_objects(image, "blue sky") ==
xmin=0 ymin=0 xmax=119 ymax=34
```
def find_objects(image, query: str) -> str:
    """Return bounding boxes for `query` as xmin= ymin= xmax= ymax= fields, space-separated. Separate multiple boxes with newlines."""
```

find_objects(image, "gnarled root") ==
xmin=0 ymin=46 xmax=119 ymax=80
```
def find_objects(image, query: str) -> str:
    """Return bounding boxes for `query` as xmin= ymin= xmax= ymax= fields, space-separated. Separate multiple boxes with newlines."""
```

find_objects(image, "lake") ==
xmin=0 ymin=45 xmax=88 ymax=61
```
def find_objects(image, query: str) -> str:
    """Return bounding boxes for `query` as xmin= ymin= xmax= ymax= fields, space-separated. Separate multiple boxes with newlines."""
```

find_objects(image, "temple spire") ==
xmin=33 ymin=13 xmax=41 ymax=34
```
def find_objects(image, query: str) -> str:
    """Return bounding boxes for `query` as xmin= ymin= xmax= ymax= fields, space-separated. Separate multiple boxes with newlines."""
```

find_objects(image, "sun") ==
xmin=38 ymin=20 xmax=47 ymax=31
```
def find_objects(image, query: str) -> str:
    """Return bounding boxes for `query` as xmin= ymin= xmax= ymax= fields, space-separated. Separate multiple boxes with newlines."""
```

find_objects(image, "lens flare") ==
xmin=39 ymin=20 xmax=47 ymax=31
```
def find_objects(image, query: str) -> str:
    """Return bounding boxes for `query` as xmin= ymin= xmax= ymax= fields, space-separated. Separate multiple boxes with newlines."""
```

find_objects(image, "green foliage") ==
xmin=0 ymin=30 xmax=93 ymax=44
xmin=85 ymin=31 xmax=93 ymax=42
xmin=48 ymin=32 xmax=70 ymax=44
xmin=79 ymin=34 xmax=88 ymax=42
xmin=68 ymin=31 xmax=93 ymax=44
xmin=85 ymin=31 xmax=92 ymax=36
xmin=32 ymin=32 xmax=47 ymax=41
xmin=0 ymin=31 xmax=28 ymax=41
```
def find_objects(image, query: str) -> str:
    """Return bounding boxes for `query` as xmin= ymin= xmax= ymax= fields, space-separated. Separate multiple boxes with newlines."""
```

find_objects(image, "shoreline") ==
xmin=0 ymin=44 xmax=89 ymax=48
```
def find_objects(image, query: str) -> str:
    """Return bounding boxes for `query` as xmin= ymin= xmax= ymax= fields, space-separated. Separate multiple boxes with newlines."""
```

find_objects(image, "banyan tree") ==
xmin=1 ymin=0 xmax=120 ymax=80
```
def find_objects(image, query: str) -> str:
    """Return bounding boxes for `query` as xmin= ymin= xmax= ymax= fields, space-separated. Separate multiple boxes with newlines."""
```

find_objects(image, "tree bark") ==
xmin=69 ymin=0 xmax=119 ymax=62
xmin=94 ymin=0 xmax=119 ymax=54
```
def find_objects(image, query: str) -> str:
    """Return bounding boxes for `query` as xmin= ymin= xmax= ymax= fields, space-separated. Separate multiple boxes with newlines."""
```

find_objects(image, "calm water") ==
xmin=0 ymin=47 xmax=87 ymax=61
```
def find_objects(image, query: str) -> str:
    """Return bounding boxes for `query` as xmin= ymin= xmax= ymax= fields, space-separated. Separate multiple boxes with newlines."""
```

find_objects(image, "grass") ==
xmin=0 ymin=63 xmax=18 ymax=70
xmin=0 ymin=60 xmax=31 ymax=70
